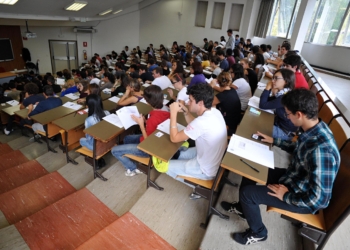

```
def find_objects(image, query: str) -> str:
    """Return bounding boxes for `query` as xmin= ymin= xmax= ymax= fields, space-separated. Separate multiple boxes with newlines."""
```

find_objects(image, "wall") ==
xmin=0 ymin=25 xmax=25 ymax=72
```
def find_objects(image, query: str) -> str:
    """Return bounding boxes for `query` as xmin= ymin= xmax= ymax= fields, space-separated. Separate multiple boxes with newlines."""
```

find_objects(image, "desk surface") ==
xmin=0 ymin=103 xmax=11 ymax=111
xmin=14 ymin=108 xmax=28 ymax=119
xmin=84 ymin=120 xmax=124 ymax=142
xmin=30 ymin=106 xmax=77 ymax=125
xmin=0 ymin=72 xmax=17 ymax=79
xmin=2 ymin=105 xmax=20 ymax=116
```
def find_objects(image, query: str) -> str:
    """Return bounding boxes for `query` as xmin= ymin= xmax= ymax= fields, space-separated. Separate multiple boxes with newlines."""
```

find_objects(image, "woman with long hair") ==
xmin=117 ymin=79 xmax=143 ymax=106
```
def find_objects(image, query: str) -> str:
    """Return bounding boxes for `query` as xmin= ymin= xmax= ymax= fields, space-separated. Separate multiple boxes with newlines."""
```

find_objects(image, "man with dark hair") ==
xmin=128 ymin=64 xmax=140 ymax=79
xmin=203 ymin=38 xmax=209 ymax=50
xmin=238 ymin=42 xmax=245 ymax=57
xmin=167 ymin=84 xmax=227 ymax=199
xmin=147 ymin=58 xmax=157 ymax=72
xmin=235 ymin=34 xmax=240 ymax=47
xmin=221 ymin=88 xmax=340 ymax=245
xmin=152 ymin=67 xmax=172 ymax=90
xmin=217 ymin=50 xmax=229 ymax=72
xmin=280 ymin=43 xmax=291 ymax=59
xmin=246 ymin=39 xmax=254 ymax=50
xmin=260 ymin=44 xmax=271 ymax=60
xmin=5 ymin=80 xmax=21 ymax=101
xmin=226 ymin=29 xmax=235 ymax=51
xmin=46 ymin=76 xmax=62 ymax=93
xmin=114 ymin=62 xmax=125 ymax=80
xmin=124 ymin=46 xmax=130 ymax=56
xmin=283 ymin=55 xmax=309 ymax=89
xmin=138 ymin=65 xmax=154 ymax=84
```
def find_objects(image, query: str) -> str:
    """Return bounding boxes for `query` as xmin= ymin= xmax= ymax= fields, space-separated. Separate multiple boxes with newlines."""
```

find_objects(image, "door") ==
xmin=49 ymin=40 xmax=78 ymax=73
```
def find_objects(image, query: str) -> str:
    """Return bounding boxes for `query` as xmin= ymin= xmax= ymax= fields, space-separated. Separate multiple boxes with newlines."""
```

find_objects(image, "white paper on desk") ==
xmin=163 ymin=99 xmax=170 ymax=106
xmin=116 ymin=106 xmax=140 ymax=129
xmin=143 ymin=83 xmax=151 ymax=87
xmin=257 ymin=82 xmax=267 ymax=90
xmin=205 ymin=77 xmax=213 ymax=84
xmin=190 ymin=74 xmax=194 ymax=77
xmin=140 ymin=62 xmax=147 ymax=65
xmin=263 ymin=65 xmax=270 ymax=72
xmin=227 ymin=134 xmax=274 ymax=169
xmin=184 ymin=69 xmax=190 ymax=73
xmin=103 ymin=114 xmax=123 ymax=128
xmin=63 ymin=102 xmax=82 ymax=111
xmin=56 ymin=78 xmax=65 ymax=85
xmin=108 ymin=96 xmax=120 ymax=103
xmin=140 ymin=98 xmax=147 ymax=104
xmin=6 ymin=100 xmax=19 ymax=106
xmin=65 ymin=93 xmax=79 ymax=100
xmin=103 ymin=88 xmax=112 ymax=94
xmin=203 ymin=70 xmax=213 ymax=75
xmin=157 ymin=118 xmax=185 ymax=135
xmin=248 ymin=96 xmax=274 ymax=114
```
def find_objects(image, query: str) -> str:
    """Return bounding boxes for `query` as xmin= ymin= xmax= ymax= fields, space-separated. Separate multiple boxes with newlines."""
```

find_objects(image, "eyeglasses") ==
xmin=273 ymin=76 xmax=284 ymax=81
xmin=284 ymin=112 xmax=292 ymax=118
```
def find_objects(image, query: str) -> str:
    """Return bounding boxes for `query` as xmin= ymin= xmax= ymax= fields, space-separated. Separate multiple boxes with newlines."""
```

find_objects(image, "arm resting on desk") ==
xmin=274 ymin=138 xmax=296 ymax=154
xmin=169 ymin=103 xmax=190 ymax=143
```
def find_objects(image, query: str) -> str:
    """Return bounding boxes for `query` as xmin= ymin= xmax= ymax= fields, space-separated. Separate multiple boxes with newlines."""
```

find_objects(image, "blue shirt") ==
xmin=275 ymin=120 xmax=340 ymax=214
xmin=29 ymin=97 xmax=62 ymax=117
xmin=188 ymin=74 xmax=206 ymax=88
xmin=148 ymin=64 xmax=158 ymax=72
xmin=60 ymin=86 xmax=78 ymax=97
xmin=84 ymin=111 xmax=110 ymax=146
xmin=219 ymin=59 xmax=229 ymax=72
xmin=22 ymin=94 xmax=45 ymax=108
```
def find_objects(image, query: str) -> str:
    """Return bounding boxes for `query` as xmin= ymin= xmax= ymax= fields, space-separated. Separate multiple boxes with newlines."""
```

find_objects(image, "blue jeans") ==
xmin=166 ymin=147 xmax=213 ymax=182
xmin=111 ymin=134 xmax=148 ymax=171
xmin=80 ymin=137 xmax=93 ymax=151
xmin=239 ymin=168 xmax=312 ymax=237
xmin=272 ymin=125 xmax=294 ymax=141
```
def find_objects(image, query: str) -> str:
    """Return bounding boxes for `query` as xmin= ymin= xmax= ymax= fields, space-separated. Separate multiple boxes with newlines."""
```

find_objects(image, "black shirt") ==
xmin=140 ymin=72 xmax=154 ymax=82
xmin=246 ymin=68 xmax=258 ymax=95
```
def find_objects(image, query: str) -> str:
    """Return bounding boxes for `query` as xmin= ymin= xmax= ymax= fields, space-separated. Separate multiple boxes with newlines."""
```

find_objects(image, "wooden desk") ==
xmin=0 ymin=103 xmax=11 ymax=111
xmin=14 ymin=108 xmax=28 ymax=119
xmin=2 ymin=105 xmax=20 ymax=116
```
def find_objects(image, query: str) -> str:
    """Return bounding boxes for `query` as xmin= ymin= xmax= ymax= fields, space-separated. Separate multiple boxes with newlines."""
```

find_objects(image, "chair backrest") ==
xmin=329 ymin=116 xmax=350 ymax=151
xmin=308 ymin=77 xmax=317 ymax=89
xmin=310 ymin=83 xmax=323 ymax=95
xmin=316 ymin=91 xmax=330 ymax=110
xmin=305 ymin=72 xmax=313 ymax=82
xmin=319 ymin=102 xmax=340 ymax=125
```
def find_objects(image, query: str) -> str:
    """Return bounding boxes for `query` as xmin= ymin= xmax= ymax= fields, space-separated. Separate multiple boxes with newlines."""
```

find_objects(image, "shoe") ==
xmin=189 ymin=192 xmax=202 ymax=200
xmin=135 ymin=169 xmax=143 ymax=174
xmin=232 ymin=228 xmax=267 ymax=245
xmin=125 ymin=169 xmax=136 ymax=176
xmin=220 ymin=201 xmax=246 ymax=220
xmin=4 ymin=128 xmax=11 ymax=135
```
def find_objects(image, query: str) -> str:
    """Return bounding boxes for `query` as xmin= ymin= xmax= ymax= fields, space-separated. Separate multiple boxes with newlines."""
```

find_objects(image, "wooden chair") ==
xmin=318 ymin=102 xmax=340 ymax=125
xmin=310 ymin=83 xmax=323 ymax=95
xmin=267 ymin=143 xmax=350 ymax=250
xmin=308 ymin=77 xmax=317 ymax=89
xmin=329 ymin=116 xmax=350 ymax=151
xmin=316 ymin=91 xmax=330 ymax=111
xmin=305 ymin=72 xmax=314 ymax=82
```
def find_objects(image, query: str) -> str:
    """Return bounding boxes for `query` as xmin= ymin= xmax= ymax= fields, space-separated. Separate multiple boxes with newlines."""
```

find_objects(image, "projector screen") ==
xmin=0 ymin=39 xmax=14 ymax=62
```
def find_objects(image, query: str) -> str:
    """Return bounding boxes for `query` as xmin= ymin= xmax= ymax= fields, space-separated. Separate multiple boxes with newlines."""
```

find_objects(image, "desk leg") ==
xmin=146 ymin=155 xmax=163 ymax=191
xmin=92 ymin=139 xmax=108 ymax=181
xmin=45 ymin=129 xmax=57 ymax=153
xmin=200 ymin=166 xmax=229 ymax=229
xmin=65 ymin=130 xmax=78 ymax=165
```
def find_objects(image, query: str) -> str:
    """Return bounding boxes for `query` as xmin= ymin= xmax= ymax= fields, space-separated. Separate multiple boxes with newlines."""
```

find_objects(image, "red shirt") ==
xmin=140 ymin=110 xmax=170 ymax=142
xmin=295 ymin=71 xmax=309 ymax=89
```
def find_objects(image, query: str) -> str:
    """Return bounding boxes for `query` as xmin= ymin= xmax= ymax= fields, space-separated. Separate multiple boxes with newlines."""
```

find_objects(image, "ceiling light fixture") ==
xmin=99 ymin=8 xmax=113 ymax=16
xmin=113 ymin=9 xmax=123 ymax=14
xmin=65 ymin=0 xmax=87 ymax=11
xmin=0 ymin=0 xmax=18 ymax=5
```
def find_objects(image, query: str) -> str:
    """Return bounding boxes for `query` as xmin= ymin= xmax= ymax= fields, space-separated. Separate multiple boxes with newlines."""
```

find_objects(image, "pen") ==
xmin=240 ymin=159 xmax=260 ymax=173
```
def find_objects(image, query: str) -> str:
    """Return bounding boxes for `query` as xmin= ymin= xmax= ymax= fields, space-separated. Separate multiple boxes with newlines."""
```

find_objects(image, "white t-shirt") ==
xmin=184 ymin=108 xmax=227 ymax=177
xmin=152 ymin=76 xmax=172 ymax=90
xmin=233 ymin=78 xmax=252 ymax=111
xmin=90 ymin=78 xmax=101 ymax=85
xmin=176 ymin=87 xmax=189 ymax=104
xmin=263 ymin=52 xmax=271 ymax=61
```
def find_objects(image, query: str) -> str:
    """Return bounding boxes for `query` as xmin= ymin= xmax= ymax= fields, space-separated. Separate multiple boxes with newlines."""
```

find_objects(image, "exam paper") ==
xmin=205 ymin=77 xmax=213 ymax=84
xmin=116 ymin=106 xmax=140 ymax=129
xmin=103 ymin=114 xmax=123 ymax=128
xmin=63 ymin=102 xmax=82 ymax=111
xmin=143 ymin=83 xmax=151 ymax=88
xmin=56 ymin=78 xmax=65 ymax=85
xmin=103 ymin=88 xmax=112 ymax=94
xmin=156 ymin=118 xmax=185 ymax=135
xmin=248 ymin=96 xmax=274 ymax=114
xmin=6 ymin=100 xmax=19 ymax=106
xmin=203 ymin=70 xmax=212 ymax=75
xmin=190 ymin=74 xmax=194 ymax=77
xmin=227 ymin=134 xmax=274 ymax=169
xmin=65 ymin=93 xmax=79 ymax=100
xmin=257 ymin=82 xmax=267 ymax=90
xmin=108 ymin=96 xmax=120 ymax=103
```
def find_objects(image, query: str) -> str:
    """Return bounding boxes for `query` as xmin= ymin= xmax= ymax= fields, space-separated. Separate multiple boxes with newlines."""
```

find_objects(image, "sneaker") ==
xmin=125 ymin=169 xmax=136 ymax=177
xmin=220 ymin=201 xmax=246 ymax=220
xmin=232 ymin=228 xmax=267 ymax=245
xmin=135 ymin=169 xmax=143 ymax=174
xmin=189 ymin=192 xmax=202 ymax=200
xmin=4 ymin=128 xmax=11 ymax=135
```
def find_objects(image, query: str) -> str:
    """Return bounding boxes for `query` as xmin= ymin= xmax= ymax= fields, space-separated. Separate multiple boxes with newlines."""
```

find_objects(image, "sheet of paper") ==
xmin=263 ymin=65 xmax=270 ymax=72
xmin=108 ymin=96 xmax=120 ymax=103
xmin=247 ymin=96 xmax=274 ymax=114
xmin=203 ymin=70 xmax=213 ymax=75
xmin=227 ymin=134 xmax=274 ymax=169
xmin=102 ymin=114 xmax=123 ymax=128
xmin=143 ymin=83 xmax=151 ymax=88
xmin=140 ymin=98 xmax=147 ymax=104
xmin=116 ymin=106 xmax=140 ymax=129
xmin=190 ymin=74 xmax=194 ymax=77
xmin=63 ymin=102 xmax=82 ymax=111
xmin=65 ymin=93 xmax=79 ymax=100
xmin=6 ymin=100 xmax=19 ymax=106
xmin=156 ymin=118 xmax=185 ymax=135
xmin=78 ymin=108 xmax=88 ymax=115
xmin=163 ymin=99 xmax=169 ymax=106
xmin=140 ymin=62 xmax=147 ymax=65
xmin=205 ymin=77 xmax=213 ymax=84
xmin=257 ymin=82 xmax=267 ymax=90
xmin=56 ymin=78 xmax=65 ymax=85
xmin=184 ymin=69 xmax=190 ymax=73
xmin=103 ymin=88 xmax=112 ymax=94
xmin=155 ymin=131 xmax=164 ymax=138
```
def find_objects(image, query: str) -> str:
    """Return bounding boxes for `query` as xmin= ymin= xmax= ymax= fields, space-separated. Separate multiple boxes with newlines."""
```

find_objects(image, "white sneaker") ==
xmin=125 ymin=169 xmax=136 ymax=177
xmin=135 ymin=169 xmax=143 ymax=174
xmin=4 ymin=128 xmax=10 ymax=135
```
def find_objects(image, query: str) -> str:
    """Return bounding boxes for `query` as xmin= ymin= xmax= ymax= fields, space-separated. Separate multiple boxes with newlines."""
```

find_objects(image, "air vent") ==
xmin=73 ymin=28 xmax=97 ymax=33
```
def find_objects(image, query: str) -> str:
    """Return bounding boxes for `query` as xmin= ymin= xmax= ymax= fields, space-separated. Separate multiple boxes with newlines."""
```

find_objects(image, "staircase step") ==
xmin=7 ymin=136 xmax=36 ymax=151
xmin=0 ymin=144 xmax=13 ymax=156
xmin=15 ymin=188 xmax=118 ymax=249
xmin=77 ymin=212 xmax=175 ymax=249
xmin=0 ymin=172 xmax=76 ymax=225
xmin=0 ymin=225 xmax=29 ymax=250
xmin=19 ymin=138 xmax=61 ymax=161
xmin=0 ymin=129 xmax=22 ymax=144
xmin=0 ymin=160 xmax=48 ymax=195
xmin=0 ymin=150 xmax=28 ymax=172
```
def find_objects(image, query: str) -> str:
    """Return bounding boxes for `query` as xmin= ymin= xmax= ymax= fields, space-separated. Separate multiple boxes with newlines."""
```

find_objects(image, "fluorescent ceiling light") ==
xmin=0 ymin=0 xmax=18 ymax=5
xmin=65 ymin=1 xmax=87 ymax=11
xmin=99 ymin=8 xmax=113 ymax=16
xmin=113 ymin=9 xmax=123 ymax=14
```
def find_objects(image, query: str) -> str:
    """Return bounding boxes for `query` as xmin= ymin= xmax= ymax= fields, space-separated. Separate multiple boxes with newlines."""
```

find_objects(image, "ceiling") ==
xmin=0 ymin=0 xmax=143 ymax=22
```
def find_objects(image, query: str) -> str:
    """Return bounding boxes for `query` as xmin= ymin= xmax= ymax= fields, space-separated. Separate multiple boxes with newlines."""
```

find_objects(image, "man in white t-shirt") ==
xmin=152 ymin=67 xmax=172 ymax=90
xmin=167 ymin=84 xmax=227 ymax=199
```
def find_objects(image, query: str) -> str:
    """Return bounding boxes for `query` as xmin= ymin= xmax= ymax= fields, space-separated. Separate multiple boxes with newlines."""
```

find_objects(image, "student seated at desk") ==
xmin=5 ymin=80 xmax=21 ymax=101
xmin=151 ymin=67 xmax=172 ymax=90
xmin=111 ymin=85 xmax=170 ymax=176
xmin=188 ymin=62 xmax=206 ymax=88
xmin=46 ymin=76 xmax=62 ymax=94
xmin=117 ymin=79 xmax=143 ymax=106
xmin=100 ymin=72 xmax=115 ymax=91
xmin=210 ymin=72 xmax=241 ymax=135
xmin=240 ymin=59 xmax=258 ymax=95
xmin=29 ymin=85 xmax=63 ymax=134
xmin=138 ymin=65 xmax=154 ymax=84
xmin=221 ymin=89 xmax=340 ymax=245
xmin=168 ymin=60 xmax=185 ymax=79
xmin=77 ymin=80 xmax=89 ymax=98
xmin=283 ymin=55 xmax=309 ymax=89
xmin=60 ymin=79 xmax=78 ymax=97
xmin=259 ymin=69 xmax=297 ymax=140
xmin=77 ymin=83 xmax=100 ymax=104
xmin=167 ymin=73 xmax=189 ymax=105
xmin=167 ymin=84 xmax=227 ymax=199
xmin=210 ymin=56 xmax=222 ymax=78
xmin=79 ymin=94 xmax=110 ymax=151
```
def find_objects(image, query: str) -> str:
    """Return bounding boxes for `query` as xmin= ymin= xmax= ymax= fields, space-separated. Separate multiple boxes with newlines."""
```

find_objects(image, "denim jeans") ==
xmin=111 ymin=134 xmax=148 ymax=171
xmin=80 ymin=137 xmax=94 ymax=151
xmin=239 ymin=168 xmax=312 ymax=237
xmin=166 ymin=147 xmax=213 ymax=182
xmin=272 ymin=125 xmax=294 ymax=141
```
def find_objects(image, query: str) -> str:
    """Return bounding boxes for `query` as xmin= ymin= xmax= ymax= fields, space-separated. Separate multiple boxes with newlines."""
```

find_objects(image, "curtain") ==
xmin=254 ymin=0 xmax=275 ymax=38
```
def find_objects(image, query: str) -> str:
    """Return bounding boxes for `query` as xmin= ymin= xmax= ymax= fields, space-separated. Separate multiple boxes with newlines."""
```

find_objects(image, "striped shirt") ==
xmin=274 ymin=120 xmax=340 ymax=214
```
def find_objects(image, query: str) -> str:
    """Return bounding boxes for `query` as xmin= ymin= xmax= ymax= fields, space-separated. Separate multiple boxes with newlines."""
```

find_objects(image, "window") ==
xmin=211 ymin=2 xmax=225 ymax=29
xmin=306 ymin=0 xmax=350 ymax=47
xmin=229 ymin=4 xmax=244 ymax=31
xmin=267 ymin=0 xmax=301 ymax=38
xmin=195 ymin=1 xmax=208 ymax=27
